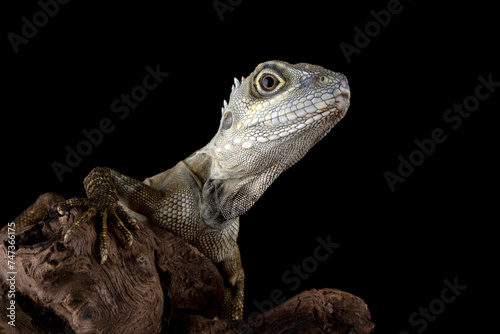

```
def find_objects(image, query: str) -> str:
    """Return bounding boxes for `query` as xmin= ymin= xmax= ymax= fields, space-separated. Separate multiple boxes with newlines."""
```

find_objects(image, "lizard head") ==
xmin=202 ymin=60 xmax=350 ymax=226
xmin=212 ymin=60 xmax=350 ymax=173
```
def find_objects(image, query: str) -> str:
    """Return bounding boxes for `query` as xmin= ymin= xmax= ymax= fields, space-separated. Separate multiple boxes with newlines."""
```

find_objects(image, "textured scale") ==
xmin=5 ymin=61 xmax=350 ymax=320
xmin=156 ymin=189 xmax=199 ymax=240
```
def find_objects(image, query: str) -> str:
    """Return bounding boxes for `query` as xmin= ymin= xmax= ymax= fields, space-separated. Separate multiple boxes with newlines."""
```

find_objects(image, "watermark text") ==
xmin=244 ymin=235 xmax=340 ymax=330
xmin=385 ymin=73 xmax=499 ymax=192
xmin=399 ymin=276 xmax=467 ymax=334
xmin=7 ymin=0 xmax=71 ymax=54
xmin=5 ymin=222 xmax=17 ymax=327
xmin=51 ymin=63 xmax=169 ymax=182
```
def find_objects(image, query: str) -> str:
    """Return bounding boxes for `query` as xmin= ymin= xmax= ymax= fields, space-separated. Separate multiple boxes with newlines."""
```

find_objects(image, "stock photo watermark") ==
xmin=4 ymin=222 xmax=17 ymax=327
xmin=399 ymin=276 xmax=467 ymax=334
xmin=241 ymin=235 xmax=340 ymax=331
xmin=213 ymin=0 xmax=243 ymax=22
xmin=384 ymin=73 xmax=499 ymax=192
xmin=339 ymin=0 xmax=413 ymax=64
xmin=51 ymin=63 xmax=169 ymax=182
xmin=7 ymin=0 xmax=71 ymax=54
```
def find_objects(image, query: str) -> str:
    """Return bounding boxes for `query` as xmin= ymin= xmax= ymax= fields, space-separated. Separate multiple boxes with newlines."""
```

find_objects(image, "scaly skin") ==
xmin=6 ymin=60 xmax=350 ymax=319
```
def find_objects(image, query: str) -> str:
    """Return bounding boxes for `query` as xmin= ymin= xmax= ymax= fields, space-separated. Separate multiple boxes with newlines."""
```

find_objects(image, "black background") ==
xmin=3 ymin=1 xmax=498 ymax=332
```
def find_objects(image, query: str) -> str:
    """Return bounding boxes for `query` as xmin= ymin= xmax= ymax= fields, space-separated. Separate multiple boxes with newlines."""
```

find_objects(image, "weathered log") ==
xmin=0 ymin=207 xmax=223 ymax=333
xmin=1 ymin=205 xmax=374 ymax=333
xmin=178 ymin=288 xmax=375 ymax=334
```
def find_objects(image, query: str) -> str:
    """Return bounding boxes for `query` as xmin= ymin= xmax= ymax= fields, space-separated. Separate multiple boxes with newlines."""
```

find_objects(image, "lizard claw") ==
xmin=99 ymin=211 xmax=110 ymax=264
xmin=100 ymin=253 xmax=108 ymax=264
xmin=63 ymin=207 xmax=97 ymax=244
xmin=58 ymin=197 xmax=138 ymax=264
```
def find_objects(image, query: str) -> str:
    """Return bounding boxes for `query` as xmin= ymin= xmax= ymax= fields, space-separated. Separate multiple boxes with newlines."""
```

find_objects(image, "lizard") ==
xmin=5 ymin=60 xmax=351 ymax=320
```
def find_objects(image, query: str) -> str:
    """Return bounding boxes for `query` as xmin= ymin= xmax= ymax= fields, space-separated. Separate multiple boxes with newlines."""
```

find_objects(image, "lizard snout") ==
xmin=332 ymin=78 xmax=350 ymax=111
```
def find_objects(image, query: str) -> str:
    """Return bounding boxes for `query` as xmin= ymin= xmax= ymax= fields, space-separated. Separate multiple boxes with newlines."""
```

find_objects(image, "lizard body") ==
xmin=8 ymin=60 xmax=350 ymax=319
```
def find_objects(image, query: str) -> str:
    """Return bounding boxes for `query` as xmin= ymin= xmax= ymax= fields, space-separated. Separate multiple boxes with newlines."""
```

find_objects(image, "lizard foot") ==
xmin=56 ymin=197 xmax=139 ymax=264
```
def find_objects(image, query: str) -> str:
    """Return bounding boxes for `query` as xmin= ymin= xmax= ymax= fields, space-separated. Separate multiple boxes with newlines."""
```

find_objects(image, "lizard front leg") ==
xmin=58 ymin=167 xmax=163 ymax=263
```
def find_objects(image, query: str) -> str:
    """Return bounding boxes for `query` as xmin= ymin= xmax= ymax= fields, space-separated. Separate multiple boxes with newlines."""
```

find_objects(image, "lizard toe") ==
xmin=63 ymin=207 xmax=97 ymax=244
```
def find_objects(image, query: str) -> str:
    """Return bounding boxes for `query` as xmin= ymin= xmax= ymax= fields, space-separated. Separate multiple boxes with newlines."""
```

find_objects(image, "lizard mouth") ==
xmin=329 ymin=92 xmax=350 ymax=112
xmin=335 ymin=79 xmax=351 ymax=110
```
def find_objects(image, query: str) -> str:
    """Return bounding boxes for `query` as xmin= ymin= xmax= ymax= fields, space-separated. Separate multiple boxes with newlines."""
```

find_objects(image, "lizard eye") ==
xmin=260 ymin=74 xmax=279 ymax=91
xmin=255 ymin=70 xmax=285 ymax=96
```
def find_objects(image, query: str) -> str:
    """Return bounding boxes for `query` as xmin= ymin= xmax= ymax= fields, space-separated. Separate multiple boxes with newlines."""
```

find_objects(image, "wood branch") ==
xmin=178 ymin=288 xmax=375 ymax=334
xmin=1 ymin=205 xmax=374 ymax=333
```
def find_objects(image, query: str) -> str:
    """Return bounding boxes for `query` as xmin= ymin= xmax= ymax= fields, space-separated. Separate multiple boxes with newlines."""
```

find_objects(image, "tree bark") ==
xmin=1 ymin=206 xmax=374 ymax=333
